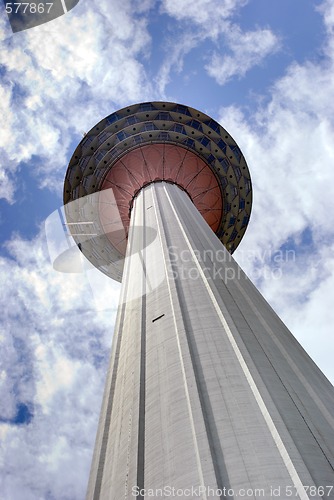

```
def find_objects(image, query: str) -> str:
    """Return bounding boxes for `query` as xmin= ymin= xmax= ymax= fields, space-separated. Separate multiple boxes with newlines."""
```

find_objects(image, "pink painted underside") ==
xmin=99 ymin=144 xmax=223 ymax=254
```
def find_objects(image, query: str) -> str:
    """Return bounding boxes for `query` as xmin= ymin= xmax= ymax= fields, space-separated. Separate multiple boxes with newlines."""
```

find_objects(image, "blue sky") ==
xmin=1 ymin=0 xmax=334 ymax=498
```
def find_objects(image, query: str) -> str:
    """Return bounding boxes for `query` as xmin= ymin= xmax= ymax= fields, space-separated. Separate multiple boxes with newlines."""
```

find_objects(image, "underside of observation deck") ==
xmin=63 ymin=102 xmax=252 ymax=282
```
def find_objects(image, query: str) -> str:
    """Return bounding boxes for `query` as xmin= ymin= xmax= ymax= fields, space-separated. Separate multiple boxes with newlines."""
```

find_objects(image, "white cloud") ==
xmin=245 ymin=243 xmax=334 ymax=383
xmin=0 ymin=0 xmax=278 ymax=201
xmin=220 ymin=60 xmax=334 ymax=252
xmin=158 ymin=0 xmax=278 ymax=94
xmin=0 ymin=168 xmax=15 ymax=204
xmin=0 ymin=0 xmax=155 ymax=201
xmin=218 ymin=8 xmax=334 ymax=382
xmin=206 ymin=26 xmax=279 ymax=85
xmin=155 ymin=31 xmax=201 ymax=96
xmin=0 ymin=229 xmax=120 ymax=499
xmin=161 ymin=0 xmax=248 ymax=33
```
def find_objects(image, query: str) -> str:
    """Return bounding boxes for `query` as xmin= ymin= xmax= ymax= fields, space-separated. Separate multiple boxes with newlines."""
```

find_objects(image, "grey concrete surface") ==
xmin=86 ymin=182 xmax=334 ymax=500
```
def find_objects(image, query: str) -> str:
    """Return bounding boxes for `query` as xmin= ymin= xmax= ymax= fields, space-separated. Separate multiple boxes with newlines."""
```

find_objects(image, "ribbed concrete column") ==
xmin=86 ymin=181 xmax=334 ymax=500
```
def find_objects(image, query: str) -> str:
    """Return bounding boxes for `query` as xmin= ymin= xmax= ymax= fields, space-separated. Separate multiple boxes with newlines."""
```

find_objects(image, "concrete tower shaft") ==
xmin=86 ymin=182 xmax=334 ymax=500
xmin=62 ymin=102 xmax=334 ymax=500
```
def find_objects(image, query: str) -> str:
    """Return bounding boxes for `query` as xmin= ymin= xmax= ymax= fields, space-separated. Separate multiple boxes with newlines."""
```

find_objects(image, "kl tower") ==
xmin=63 ymin=102 xmax=334 ymax=500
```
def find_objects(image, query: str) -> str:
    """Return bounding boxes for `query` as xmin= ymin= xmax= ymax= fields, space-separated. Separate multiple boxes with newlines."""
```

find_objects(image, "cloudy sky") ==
xmin=1 ymin=0 xmax=334 ymax=498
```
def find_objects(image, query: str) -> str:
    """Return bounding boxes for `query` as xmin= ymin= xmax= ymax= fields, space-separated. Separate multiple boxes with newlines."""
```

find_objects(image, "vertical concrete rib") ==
xmin=150 ymin=184 xmax=213 ymax=500
xmin=86 ymin=215 xmax=134 ymax=500
xmin=162 ymin=183 xmax=309 ymax=500
xmin=153 ymin=185 xmax=231 ymax=498
xmin=136 ymin=189 xmax=146 ymax=497
xmin=169 ymin=182 xmax=334 ymax=486
xmin=91 ymin=303 xmax=125 ymax=500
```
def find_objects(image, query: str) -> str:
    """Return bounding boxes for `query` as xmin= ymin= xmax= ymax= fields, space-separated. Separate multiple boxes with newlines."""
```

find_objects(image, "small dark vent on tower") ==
xmin=152 ymin=314 xmax=165 ymax=323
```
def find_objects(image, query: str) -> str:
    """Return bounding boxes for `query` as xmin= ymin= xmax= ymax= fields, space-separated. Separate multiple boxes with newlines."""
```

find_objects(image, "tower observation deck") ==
xmin=64 ymin=102 xmax=334 ymax=500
